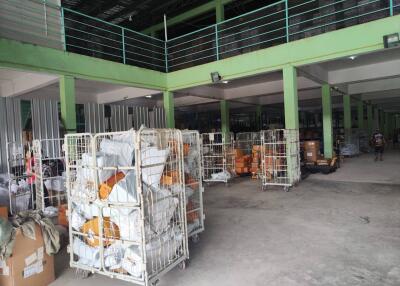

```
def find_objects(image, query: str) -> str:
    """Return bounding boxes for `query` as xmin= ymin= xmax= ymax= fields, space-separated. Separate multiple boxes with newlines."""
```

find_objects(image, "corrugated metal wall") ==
xmin=0 ymin=98 xmax=23 ymax=173
xmin=84 ymin=103 xmax=106 ymax=133
xmin=150 ymin=107 xmax=166 ymax=128
xmin=31 ymin=99 xmax=60 ymax=141
xmin=84 ymin=103 xmax=165 ymax=132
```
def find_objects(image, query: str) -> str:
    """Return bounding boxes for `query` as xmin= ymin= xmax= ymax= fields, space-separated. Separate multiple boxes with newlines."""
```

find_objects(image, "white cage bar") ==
xmin=182 ymin=130 xmax=205 ymax=241
xmin=7 ymin=141 xmax=34 ymax=214
xmin=65 ymin=128 xmax=188 ymax=286
xmin=32 ymin=138 xmax=67 ymax=212
xmin=201 ymin=132 xmax=235 ymax=184
xmin=235 ymin=132 xmax=261 ymax=155
xmin=260 ymin=129 xmax=300 ymax=191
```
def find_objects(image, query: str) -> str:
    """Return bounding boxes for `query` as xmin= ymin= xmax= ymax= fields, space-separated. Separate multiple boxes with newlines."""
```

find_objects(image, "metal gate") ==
xmin=182 ymin=130 xmax=204 ymax=241
xmin=32 ymin=138 xmax=66 ymax=212
xmin=260 ymin=129 xmax=300 ymax=191
xmin=201 ymin=132 xmax=235 ymax=184
xmin=7 ymin=142 xmax=34 ymax=214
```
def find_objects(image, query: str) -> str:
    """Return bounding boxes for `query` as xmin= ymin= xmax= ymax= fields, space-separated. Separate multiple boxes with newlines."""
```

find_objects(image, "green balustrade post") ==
xmin=122 ymin=27 xmax=126 ymax=64
xmin=285 ymin=0 xmax=289 ymax=43
xmin=390 ymin=0 xmax=394 ymax=16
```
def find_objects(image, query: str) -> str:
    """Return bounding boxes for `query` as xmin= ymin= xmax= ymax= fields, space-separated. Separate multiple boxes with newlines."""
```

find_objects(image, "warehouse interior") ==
xmin=1 ymin=0 xmax=400 ymax=285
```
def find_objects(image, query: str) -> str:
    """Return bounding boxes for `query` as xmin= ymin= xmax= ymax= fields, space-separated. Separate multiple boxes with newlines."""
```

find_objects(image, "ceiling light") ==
xmin=222 ymin=80 xmax=229 ymax=84
xmin=349 ymin=55 xmax=357 ymax=60
xmin=145 ymin=95 xmax=152 ymax=98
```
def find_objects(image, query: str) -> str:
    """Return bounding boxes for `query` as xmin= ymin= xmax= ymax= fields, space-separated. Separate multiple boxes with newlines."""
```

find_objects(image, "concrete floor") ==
xmin=51 ymin=151 xmax=400 ymax=286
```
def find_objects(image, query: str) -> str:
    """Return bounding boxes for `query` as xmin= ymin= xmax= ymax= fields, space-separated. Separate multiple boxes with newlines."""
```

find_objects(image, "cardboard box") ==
xmin=304 ymin=140 xmax=320 ymax=162
xmin=58 ymin=204 xmax=68 ymax=227
xmin=0 ymin=225 xmax=55 ymax=286
xmin=0 ymin=206 xmax=7 ymax=220
xmin=161 ymin=170 xmax=181 ymax=185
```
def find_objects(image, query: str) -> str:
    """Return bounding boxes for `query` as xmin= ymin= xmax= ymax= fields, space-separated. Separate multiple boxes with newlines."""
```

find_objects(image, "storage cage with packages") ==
xmin=260 ymin=129 xmax=300 ymax=191
xmin=7 ymin=142 xmax=34 ymax=214
xmin=33 ymin=138 xmax=67 ymax=214
xmin=65 ymin=128 xmax=188 ymax=286
xmin=182 ymin=130 xmax=205 ymax=241
xmin=201 ymin=132 xmax=235 ymax=184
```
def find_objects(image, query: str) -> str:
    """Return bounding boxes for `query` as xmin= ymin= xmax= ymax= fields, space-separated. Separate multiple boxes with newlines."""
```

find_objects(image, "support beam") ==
xmin=379 ymin=109 xmax=384 ymax=133
xmin=357 ymin=100 xmax=364 ymax=130
xmin=367 ymin=103 xmax=373 ymax=136
xmin=256 ymin=105 xmax=262 ymax=131
xmin=142 ymin=0 xmax=232 ymax=34
xmin=283 ymin=66 xmax=299 ymax=130
xmin=220 ymin=100 xmax=230 ymax=136
xmin=322 ymin=84 xmax=333 ymax=159
xmin=163 ymin=91 xmax=175 ymax=128
xmin=60 ymin=75 xmax=76 ymax=133
xmin=343 ymin=94 xmax=351 ymax=138
xmin=384 ymin=112 xmax=389 ymax=138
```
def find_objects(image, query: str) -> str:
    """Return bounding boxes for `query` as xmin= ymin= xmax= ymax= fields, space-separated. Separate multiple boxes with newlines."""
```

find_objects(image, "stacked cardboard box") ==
xmin=235 ymin=154 xmax=251 ymax=174
xmin=0 ymin=224 xmax=55 ymax=286
xmin=304 ymin=141 xmax=320 ymax=163
xmin=250 ymin=145 xmax=262 ymax=179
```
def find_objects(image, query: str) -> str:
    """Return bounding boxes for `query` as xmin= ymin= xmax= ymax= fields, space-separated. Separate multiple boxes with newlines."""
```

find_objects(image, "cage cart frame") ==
xmin=65 ymin=128 xmax=188 ymax=286
xmin=182 ymin=130 xmax=205 ymax=242
xmin=201 ymin=132 xmax=235 ymax=184
xmin=7 ymin=141 xmax=35 ymax=214
xmin=32 ymin=138 xmax=67 ymax=212
xmin=260 ymin=129 xmax=300 ymax=192
xmin=235 ymin=132 xmax=261 ymax=155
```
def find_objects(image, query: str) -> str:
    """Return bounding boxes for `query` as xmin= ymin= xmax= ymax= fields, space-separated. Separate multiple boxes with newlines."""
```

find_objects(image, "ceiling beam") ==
xmin=141 ymin=0 xmax=233 ymax=34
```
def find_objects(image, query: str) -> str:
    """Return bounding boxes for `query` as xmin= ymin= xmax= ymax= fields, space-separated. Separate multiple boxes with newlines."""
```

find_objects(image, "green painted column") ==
xmin=379 ymin=109 xmax=384 ymax=132
xmin=357 ymin=100 xmax=364 ymax=130
xmin=322 ymin=84 xmax=333 ymax=159
xmin=60 ymin=75 xmax=76 ymax=133
xmin=367 ymin=104 xmax=373 ymax=136
xmin=283 ymin=65 xmax=299 ymax=130
xmin=256 ymin=105 xmax=262 ymax=130
xmin=220 ymin=100 xmax=230 ymax=136
xmin=384 ymin=112 xmax=389 ymax=138
xmin=343 ymin=94 xmax=352 ymax=139
xmin=163 ymin=91 xmax=175 ymax=128
xmin=216 ymin=0 xmax=225 ymax=22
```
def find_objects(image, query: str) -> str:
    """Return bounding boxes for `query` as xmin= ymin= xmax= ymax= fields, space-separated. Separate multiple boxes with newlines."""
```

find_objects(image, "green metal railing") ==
xmin=167 ymin=0 xmax=399 ymax=71
xmin=0 ymin=0 xmax=399 ymax=73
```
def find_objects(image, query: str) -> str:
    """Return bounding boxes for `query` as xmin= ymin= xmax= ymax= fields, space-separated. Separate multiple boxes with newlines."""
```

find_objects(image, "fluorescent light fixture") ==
xmin=145 ymin=95 xmax=152 ymax=98
xmin=222 ymin=80 xmax=229 ymax=84
xmin=349 ymin=55 xmax=357 ymax=60
xmin=383 ymin=33 xmax=400 ymax=48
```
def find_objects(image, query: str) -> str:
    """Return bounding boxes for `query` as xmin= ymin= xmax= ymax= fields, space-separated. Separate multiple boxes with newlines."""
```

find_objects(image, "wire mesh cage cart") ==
xmin=235 ymin=132 xmax=261 ymax=177
xmin=33 ymin=138 xmax=67 ymax=214
xmin=235 ymin=132 xmax=261 ymax=155
xmin=182 ymin=130 xmax=205 ymax=242
xmin=65 ymin=128 xmax=188 ymax=286
xmin=7 ymin=142 xmax=35 ymax=214
xmin=201 ymin=132 xmax=235 ymax=184
xmin=260 ymin=129 xmax=300 ymax=192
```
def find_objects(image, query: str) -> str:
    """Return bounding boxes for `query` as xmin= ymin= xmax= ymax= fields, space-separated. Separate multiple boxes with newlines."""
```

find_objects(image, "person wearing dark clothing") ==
xmin=371 ymin=130 xmax=385 ymax=161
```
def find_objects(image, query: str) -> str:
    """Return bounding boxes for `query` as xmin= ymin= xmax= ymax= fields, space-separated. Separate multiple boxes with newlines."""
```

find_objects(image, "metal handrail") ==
xmin=0 ymin=0 xmax=396 ymax=73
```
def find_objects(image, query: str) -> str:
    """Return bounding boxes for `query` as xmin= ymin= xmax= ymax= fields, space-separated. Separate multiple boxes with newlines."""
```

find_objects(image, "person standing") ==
xmin=371 ymin=129 xmax=386 ymax=161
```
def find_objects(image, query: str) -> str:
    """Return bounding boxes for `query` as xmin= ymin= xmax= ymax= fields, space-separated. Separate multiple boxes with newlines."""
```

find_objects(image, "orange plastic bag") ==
xmin=99 ymin=172 xmax=125 ymax=200
xmin=81 ymin=217 xmax=120 ymax=247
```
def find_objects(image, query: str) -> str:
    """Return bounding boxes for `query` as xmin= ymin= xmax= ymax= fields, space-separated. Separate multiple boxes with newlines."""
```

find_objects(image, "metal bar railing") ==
xmin=0 ymin=0 xmax=396 ymax=73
